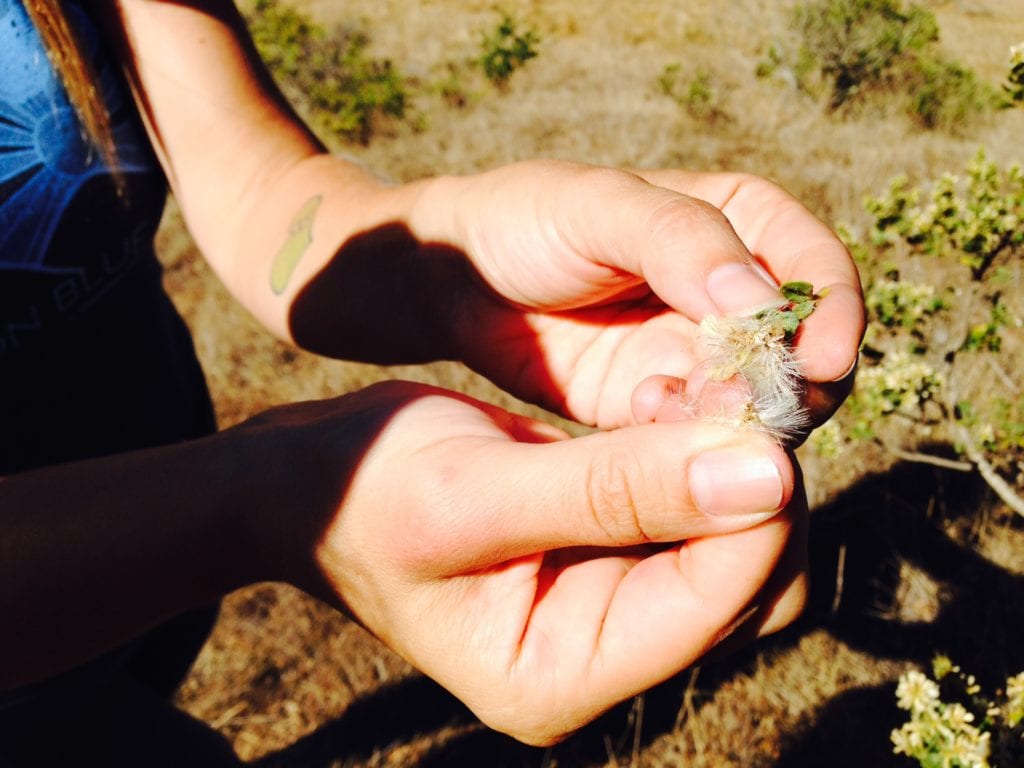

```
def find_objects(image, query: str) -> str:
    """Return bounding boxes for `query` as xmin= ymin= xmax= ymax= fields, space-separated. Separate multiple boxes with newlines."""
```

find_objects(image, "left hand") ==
xmin=241 ymin=380 xmax=805 ymax=745
xmin=411 ymin=161 xmax=864 ymax=431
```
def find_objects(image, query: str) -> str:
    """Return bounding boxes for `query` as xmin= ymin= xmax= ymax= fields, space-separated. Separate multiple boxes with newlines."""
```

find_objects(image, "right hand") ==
xmin=407 ymin=163 xmax=864 ymax=432
xmin=240 ymin=380 xmax=807 ymax=745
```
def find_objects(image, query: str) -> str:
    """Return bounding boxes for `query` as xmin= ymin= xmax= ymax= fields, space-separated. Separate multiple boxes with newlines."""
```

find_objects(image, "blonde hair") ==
xmin=23 ymin=0 xmax=120 ymax=175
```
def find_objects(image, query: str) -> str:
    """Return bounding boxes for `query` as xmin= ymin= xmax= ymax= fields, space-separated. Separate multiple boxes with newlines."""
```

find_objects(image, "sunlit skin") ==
xmin=0 ymin=0 xmax=864 ymax=748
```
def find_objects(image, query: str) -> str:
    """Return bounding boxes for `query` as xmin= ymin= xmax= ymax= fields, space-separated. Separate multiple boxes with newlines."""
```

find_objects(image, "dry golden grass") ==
xmin=154 ymin=0 xmax=1024 ymax=764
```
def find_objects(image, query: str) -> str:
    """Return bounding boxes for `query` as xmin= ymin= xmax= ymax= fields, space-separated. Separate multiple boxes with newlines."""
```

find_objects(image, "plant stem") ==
xmin=953 ymin=423 xmax=1024 ymax=518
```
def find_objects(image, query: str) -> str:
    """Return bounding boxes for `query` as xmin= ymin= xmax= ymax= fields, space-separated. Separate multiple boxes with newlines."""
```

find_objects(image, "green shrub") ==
xmin=1005 ymin=43 xmax=1024 ymax=105
xmin=246 ymin=0 xmax=408 ymax=144
xmin=793 ymin=0 xmax=938 ymax=108
xmin=865 ymin=151 xmax=1024 ymax=276
xmin=864 ymin=278 xmax=946 ymax=329
xmin=905 ymin=57 xmax=996 ymax=131
xmin=478 ymin=13 xmax=540 ymax=87
xmin=658 ymin=63 xmax=727 ymax=121
xmin=785 ymin=0 xmax=1000 ymax=131
xmin=831 ymin=150 xmax=1024 ymax=506
xmin=755 ymin=42 xmax=784 ymax=79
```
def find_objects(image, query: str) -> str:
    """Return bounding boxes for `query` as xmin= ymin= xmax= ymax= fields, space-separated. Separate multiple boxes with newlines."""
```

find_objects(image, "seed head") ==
xmin=697 ymin=281 xmax=821 ymax=441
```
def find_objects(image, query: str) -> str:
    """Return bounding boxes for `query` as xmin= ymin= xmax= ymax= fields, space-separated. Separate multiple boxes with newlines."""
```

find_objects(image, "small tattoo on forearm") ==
xmin=270 ymin=194 xmax=322 ymax=295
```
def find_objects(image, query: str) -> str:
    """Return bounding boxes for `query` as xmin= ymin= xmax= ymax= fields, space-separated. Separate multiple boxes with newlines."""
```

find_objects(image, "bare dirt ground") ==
xmin=154 ymin=1 xmax=1024 ymax=764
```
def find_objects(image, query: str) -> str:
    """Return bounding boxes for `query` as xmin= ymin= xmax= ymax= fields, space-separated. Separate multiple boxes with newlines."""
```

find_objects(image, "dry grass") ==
xmin=153 ymin=0 xmax=1024 ymax=764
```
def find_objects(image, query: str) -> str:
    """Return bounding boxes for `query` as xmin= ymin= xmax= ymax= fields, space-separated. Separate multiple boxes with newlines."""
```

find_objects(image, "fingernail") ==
xmin=831 ymin=355 xmax=859 ymax=383
xmin=707 ymin=262 xmax=782 ymax=316
xmin=689 ymin=447 xmax=784 ymax=516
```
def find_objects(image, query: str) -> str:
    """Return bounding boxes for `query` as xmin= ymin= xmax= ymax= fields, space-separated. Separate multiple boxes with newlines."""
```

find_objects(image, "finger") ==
xmin=587 ymin=509 xmax=796 ymax=710
xmin=504 ymin=509 xmax=795 ymax=742
xmin=698 ymin=480 xmax=811 ymax=667
xmin=630 ymin=374 xmax=688 ymax=423
xmin=695 ymin=571 xmax=808 ymax=666
xmin=752 ymin=529 xmax=809 ymax=635
xmin=803 ymin=354 xmax=858 ymax=428
xmin=755 ymin=461 xmax=810 ymax=636
xmin=635 ymin=361 xmax=847 ymax=448
xmin=403 ymin=415 xmax=795 ymax=575
xmin=794 ymin=282 xmax=864 ymax=384
xmin=632 ymin=372 xmax=759 ymax=428
xmin=552 ymin=167 xmax=786 ymax=319
xmin=635 ymin=170 xmax=865 ymax=385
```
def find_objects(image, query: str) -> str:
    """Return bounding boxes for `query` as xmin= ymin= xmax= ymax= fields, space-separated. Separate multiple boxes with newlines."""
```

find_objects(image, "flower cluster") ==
xmin=891 ymin=659 xmax=1024 ymax=767
xmin=1007 ymin=672 xmax=1024 ymax=728
xmin=891 ymin=668 xmax=990 ymax=767
xmin=808 ymin=418 xmax=843 ymax=458
xmin=897 ymin=670 xmax=942 ymax=713
xmin=865 ymin=278 xmax=946 ymax=329
xmin=855 ymin=352 xmax=943 ymax=417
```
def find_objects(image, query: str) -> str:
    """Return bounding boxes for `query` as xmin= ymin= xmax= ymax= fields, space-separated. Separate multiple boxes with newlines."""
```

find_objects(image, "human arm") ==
xmin=1 ymin=380 xmax=801 ymax=744
xmin=103 ymin=0 xmax=864 ymax=433
xmin=0 ymin=428 xmax=262 ymax=690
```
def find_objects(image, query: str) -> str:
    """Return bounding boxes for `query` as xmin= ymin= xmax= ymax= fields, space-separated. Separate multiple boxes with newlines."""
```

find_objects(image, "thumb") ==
xmin=558 ymin=167 xmax=785 ymax=318
xmin=407 ymin=418 xmax=794 ymax=575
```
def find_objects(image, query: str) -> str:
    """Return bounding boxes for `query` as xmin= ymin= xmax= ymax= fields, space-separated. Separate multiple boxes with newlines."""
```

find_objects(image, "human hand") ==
xmin=244 ymin=380 xmax=805 ymax=744
xmin=410 ymin=162 xmax=864 ymax=433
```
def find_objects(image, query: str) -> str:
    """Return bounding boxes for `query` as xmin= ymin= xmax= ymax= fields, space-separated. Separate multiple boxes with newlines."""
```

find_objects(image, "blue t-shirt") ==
xmin=0 ymin=0 xmax=220 ymax=711
xmin=0 ymin=0 xmax=215 ymax=474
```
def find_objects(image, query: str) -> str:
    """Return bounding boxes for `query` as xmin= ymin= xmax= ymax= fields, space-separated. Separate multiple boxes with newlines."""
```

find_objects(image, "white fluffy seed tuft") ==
xmin=697 ymin=312 xmax=809 ymax=441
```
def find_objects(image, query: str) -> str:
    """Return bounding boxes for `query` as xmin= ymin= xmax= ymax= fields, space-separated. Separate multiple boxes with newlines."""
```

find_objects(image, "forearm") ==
xmin=0 ymin=429 xmax=270 ymax=691
xmin=228 ymin=158 xmax=472 ymax=364
xmin=106 ymin=0 xmax=472 ymax=364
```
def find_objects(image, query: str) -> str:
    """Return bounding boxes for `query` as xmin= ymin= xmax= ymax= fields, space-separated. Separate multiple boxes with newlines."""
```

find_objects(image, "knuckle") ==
xmin=584 ymin=445 xmax=657 ymax=544
xmin=645 ymin=193 xmax=730 ymax=243
xmin=556 ymin=164 xmax=640 ymax=207
xmin=573 ymin=163 xmax=634 ymax=190
xmin=729 ymin=171 xmax=767 ymax=190
xmin=370 ymin=442 xmax=470 ymax=574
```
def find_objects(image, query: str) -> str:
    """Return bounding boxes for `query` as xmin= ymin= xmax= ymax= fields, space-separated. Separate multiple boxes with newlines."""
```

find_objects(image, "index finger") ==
xmin=634 ymin=169 xmax=865 ymax=384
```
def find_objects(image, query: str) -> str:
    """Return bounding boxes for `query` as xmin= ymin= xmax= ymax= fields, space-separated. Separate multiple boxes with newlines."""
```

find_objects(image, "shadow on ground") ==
xmin=773 ymin=452 xmax=1023 ymax=767
xmin=241 ymin=452 xmax=1022 ymax=766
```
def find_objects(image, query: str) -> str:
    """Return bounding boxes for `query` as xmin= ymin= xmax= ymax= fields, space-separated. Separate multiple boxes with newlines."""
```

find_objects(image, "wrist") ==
xmin=276 ymin=168 xmax=479 ymax=364
xmin=225 ymin=392 xmax=392 ymax=611
xmin=403 ymin=171 xmax=502 ymax=363
xmin=220 ymin=418 xmax=312 ymax=589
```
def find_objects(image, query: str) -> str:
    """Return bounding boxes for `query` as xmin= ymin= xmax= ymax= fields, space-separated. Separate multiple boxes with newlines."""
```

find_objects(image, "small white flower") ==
xmin=891 ymin=722 xmax=924 ymax=755
xmin=1006 ymin=671 xmax=1024 ymax=704
xmin=896 ymin=670 xmax=941 ymax=713
xmin=944 ymin=702 xmax=975 ymax=729
xmin=976 ymin=423 xmax=996 ymax=445
xmin=1010 ymin=42 xmax=1024 ymax=68
xmin=965 ymin=674 xmax=981 ymax=695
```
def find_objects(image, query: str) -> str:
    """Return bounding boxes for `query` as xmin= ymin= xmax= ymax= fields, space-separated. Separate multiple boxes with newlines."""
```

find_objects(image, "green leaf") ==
xmin=781 ymin=280 xmax=815 ymax=301
xmin=793 ymin=300 xmax=816 ymax=320
xmin=780 ymin=311 xmax=801 ymax=334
